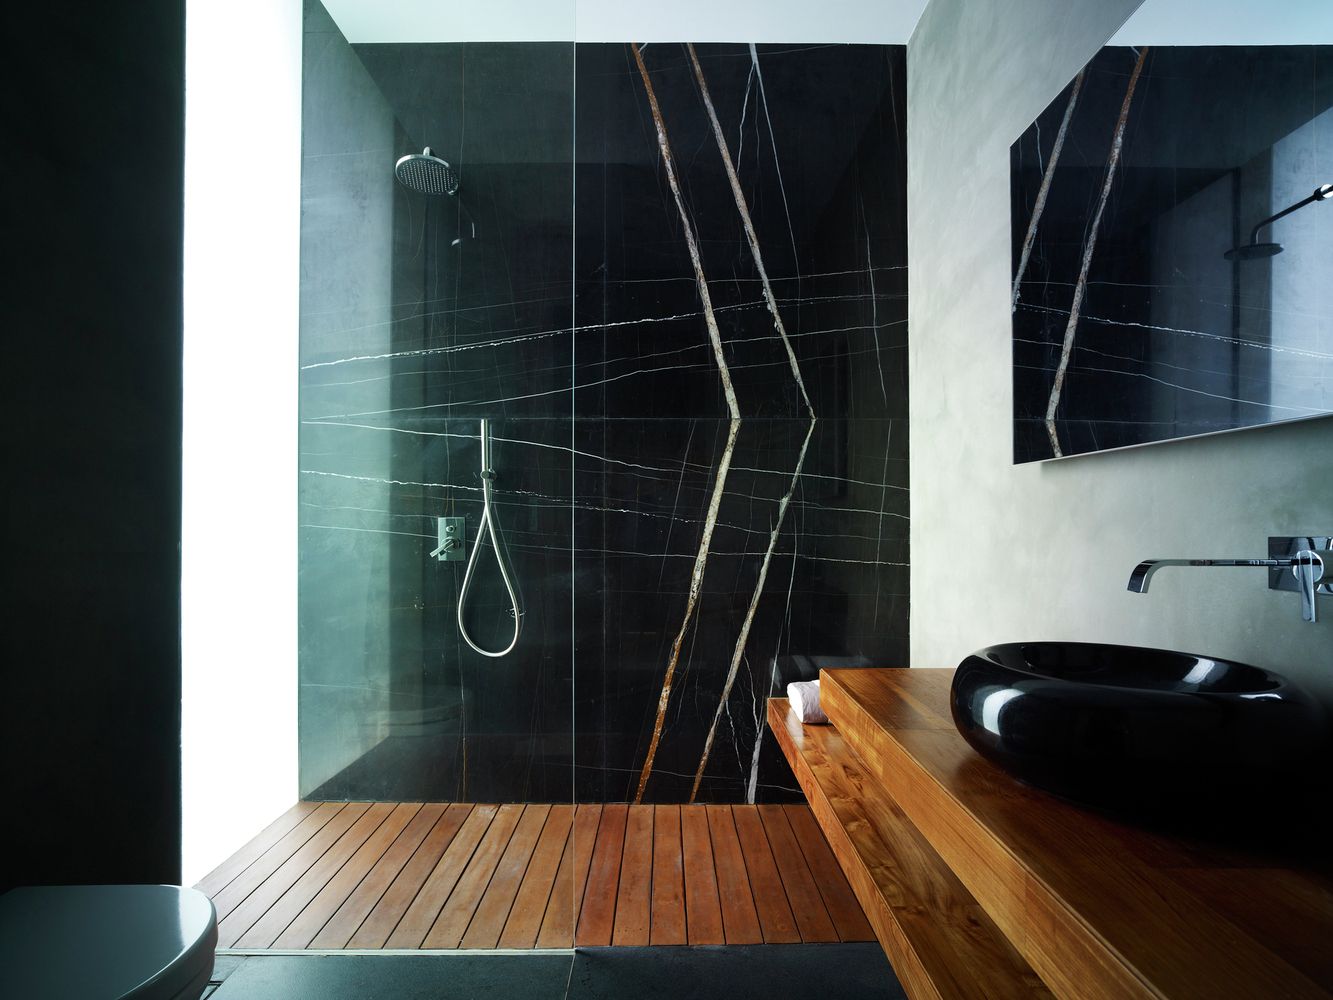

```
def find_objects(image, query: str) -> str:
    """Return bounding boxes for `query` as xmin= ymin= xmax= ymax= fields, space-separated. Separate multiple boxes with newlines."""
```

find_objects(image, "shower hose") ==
xmin=456 ymin=418 xmax=523 ymax=657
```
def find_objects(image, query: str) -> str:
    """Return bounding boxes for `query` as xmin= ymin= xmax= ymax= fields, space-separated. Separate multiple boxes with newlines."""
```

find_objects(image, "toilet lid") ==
xmin=0 ymin=884 xmax=217 ymax=1000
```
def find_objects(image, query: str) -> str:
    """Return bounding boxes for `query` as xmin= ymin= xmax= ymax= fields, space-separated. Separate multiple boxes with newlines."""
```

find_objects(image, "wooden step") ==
xmin=819 ymin=667 xmax=1333 ymax=1000
xmin=767 ymin=697 xmax=1052 ymax=1000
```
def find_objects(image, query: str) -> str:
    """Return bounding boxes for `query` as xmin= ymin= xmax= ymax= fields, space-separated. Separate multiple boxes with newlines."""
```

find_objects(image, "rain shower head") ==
xmin=1224 ymin=241 xmax=1283 ymax=261
xmin=394 ymin=147 xmax=459 ymax=196
xmin=1224 ymin=182 xmax=1332 ymax=261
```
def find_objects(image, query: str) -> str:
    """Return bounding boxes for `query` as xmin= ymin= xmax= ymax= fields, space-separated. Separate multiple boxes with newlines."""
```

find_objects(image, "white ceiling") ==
xmin=1109 ymin=0 xmax=1333 ymax=45
xmin=319 ymin=0 xmax=930 ymax=44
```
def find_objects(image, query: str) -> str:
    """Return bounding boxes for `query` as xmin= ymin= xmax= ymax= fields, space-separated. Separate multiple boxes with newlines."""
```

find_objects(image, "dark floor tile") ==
xmin=568 ymin=944 xmax=905 ymax=1000
xmin=209 ymin=954 xmax=572 ymax=1000
xmin=202 ymin=953 xmax=247 ymax=997
xmin=210 ymin=953 xmax=247 ymax=982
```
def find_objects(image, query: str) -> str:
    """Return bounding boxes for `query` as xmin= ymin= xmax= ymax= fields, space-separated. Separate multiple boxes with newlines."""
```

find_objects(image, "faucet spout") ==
xmin=1127 ymin=559 xmax=1178 ymax=592
xmin=1129 ymin=539 xmax=1330 ymax=623
xmin=1126 ymin=557 xmax=1288 ymax=593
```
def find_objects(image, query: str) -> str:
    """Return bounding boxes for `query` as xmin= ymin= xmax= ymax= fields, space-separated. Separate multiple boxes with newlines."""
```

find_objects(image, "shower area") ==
xmin=199 ymin=0 xmax=908 ymax=955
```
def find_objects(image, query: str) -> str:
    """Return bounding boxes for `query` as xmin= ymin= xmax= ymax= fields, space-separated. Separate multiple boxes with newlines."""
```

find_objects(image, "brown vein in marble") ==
xmin=630 ymin=41 xmax=742 ymax=805
xmin=687 ymin=43 xmax=813 ymax=419
xmin=683 ymin=43 xmax=817 ymax=802
xmin=1044 ymin=47 xmax=1148 ymax=457
xmin=690 ymin=417 xmax=814 ymax=803
xmin=1012 ymin=68 xmax=1084 ymax=312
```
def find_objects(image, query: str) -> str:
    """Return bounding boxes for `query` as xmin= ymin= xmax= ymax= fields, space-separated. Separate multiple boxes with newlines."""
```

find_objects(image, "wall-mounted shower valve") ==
xmin=431 ymin=516 xmax=466 ymax=562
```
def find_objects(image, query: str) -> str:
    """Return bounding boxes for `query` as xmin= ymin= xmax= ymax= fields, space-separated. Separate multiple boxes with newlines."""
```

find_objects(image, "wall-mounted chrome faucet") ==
xmin=1128 ymin=536 xmax=1331 ymax=622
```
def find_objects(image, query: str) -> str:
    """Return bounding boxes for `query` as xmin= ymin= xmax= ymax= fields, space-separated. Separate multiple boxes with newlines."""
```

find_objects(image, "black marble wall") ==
xmin=299 ymin=7 xmax=907 ymax=806
xmin=1012 ymin=45 xmax=1333 ymax=463
xmin=570 ymin=43 xmax=907 ymax=803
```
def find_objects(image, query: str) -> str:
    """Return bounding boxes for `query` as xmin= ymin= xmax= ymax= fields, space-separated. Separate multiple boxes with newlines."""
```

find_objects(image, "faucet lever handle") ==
xmin=1293 ymin=550 xmax=1327 ymax=623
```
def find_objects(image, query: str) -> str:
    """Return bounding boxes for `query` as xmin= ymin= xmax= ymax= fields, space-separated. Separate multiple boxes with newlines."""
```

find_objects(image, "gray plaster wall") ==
xmin=298 ymin=0 xmax=400 ymax=793
xmin=907 ymin=0 xmax=1333 ymax=704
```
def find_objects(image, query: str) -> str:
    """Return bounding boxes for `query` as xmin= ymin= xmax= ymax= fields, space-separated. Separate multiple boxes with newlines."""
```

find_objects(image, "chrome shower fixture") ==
xmin=393 ymin=146 xmax=477 ymax=244
xmin=453 ymin=419 xmax=523 ymax=657
xmin=1224 ymin=182 xmax=1332 ymax=260
xmin=394 ymin=147 xmax=459 ymax=195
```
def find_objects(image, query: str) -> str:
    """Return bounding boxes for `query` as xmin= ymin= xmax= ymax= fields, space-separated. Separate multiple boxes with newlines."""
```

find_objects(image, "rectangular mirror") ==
xmin=1011 ymin=1 xmax=1333 ymax=463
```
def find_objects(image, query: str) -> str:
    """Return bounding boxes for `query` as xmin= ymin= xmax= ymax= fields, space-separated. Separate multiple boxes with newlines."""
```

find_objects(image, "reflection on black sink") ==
xmin=950 ymin=642 xmax=1326 ymax=812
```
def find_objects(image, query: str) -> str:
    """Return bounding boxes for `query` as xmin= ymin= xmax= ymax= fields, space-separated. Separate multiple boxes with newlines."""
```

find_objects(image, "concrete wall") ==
xmin=907 ymin=0 xmax=1333 ymax=704
xmin=296 ymin=0 xmax=402 ymax=796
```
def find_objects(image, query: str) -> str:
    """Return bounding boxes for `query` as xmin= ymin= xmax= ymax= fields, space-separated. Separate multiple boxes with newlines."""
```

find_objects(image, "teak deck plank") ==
xmin=680 ymin=805 xmax=724 ymax=945
xmin=758 ymin=804 xmax=839 ymax=943
xmin=270 ymin=802 xmax=420 ymax=948
xmin=819 ymin=667 xmax=1333 ymax=1000
xmin=310 ymin=802 xmax=447 ymax=949
xmin=732 ymin=805 xmax=800 ymax=944
xmin=209 ymin=801 xmax=345 ymax=922
xmin=611 ymin=805 xmax=654 ymax=946
xmin=423 ymin=803 xmax=524 ymax=949
xmin=704 ymin=805 xmax=762 ymax=946
xmin=769 ymin=697 xmax=1051 ymax=1000
xmin=216 ymin=802 xmax=372 ymax=948
xmin=346 ymin=803 xmax=472 ymax=949
xmin=196 ymin=801 xmax=320 ymax=899
xmin=783 ymin=803 xmax=874 ymax=942
xmin=575 ymin=803 xmax=629 ymax=946
xmin=498 ymin=804 xmax=574 ymax=949
xmin=236 ymin=802 xmax=398 ymax=948
xmin=202 ymin=799 xmax=872 ymax=952
xmin=462 ymin=804 xmax=551 ymax=949
xmin=649 ymin=805 xmax=686 ymax=946
xmin=536 ymin=803 xmax=602 ymax=949
xmin=384 ymin=804 xmax=496 ymax=949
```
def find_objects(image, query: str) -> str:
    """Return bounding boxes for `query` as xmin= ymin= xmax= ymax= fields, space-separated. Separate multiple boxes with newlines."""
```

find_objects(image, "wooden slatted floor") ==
xmin=197 ymin=802 xmax=874 ymax=950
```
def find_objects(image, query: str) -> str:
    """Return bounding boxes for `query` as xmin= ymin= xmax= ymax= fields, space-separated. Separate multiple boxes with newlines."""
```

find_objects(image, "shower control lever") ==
xmin=432 ymin=517 xmax=466 ymax=562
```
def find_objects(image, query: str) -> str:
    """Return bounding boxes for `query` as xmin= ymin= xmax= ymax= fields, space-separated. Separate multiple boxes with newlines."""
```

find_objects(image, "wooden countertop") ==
xmin=817 ymin=667 xmax=1333 ymax=999
xmin=767 ymin=696 xmax=1052 ymax=999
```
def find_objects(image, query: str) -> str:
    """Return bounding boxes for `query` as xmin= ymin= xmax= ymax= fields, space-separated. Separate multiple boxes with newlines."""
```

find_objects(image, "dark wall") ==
xmin=300 ymin=31 xmax=578 ymax=803
xmin=299 ymin=27 xmax=907 ymax=806
xmin=1 ymin=2 xmax=185 ymax=890
xmin=570 ymin=43 xmax=909 ymax=803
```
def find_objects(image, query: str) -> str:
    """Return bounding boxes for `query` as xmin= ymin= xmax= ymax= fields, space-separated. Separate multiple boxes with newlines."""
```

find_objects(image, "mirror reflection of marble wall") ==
xmin=1010 ymin=1 xmax=1333 ymax=463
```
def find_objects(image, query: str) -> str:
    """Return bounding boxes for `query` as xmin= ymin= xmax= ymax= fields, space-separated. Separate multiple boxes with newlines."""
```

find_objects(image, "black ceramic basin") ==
xmin=950 ymin=642 xmax=1326 ymax=812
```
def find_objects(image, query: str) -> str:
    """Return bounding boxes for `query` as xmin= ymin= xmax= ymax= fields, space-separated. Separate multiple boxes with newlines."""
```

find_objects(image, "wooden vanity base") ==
xmin=769 ymin=668 xmax=1333 ymax=999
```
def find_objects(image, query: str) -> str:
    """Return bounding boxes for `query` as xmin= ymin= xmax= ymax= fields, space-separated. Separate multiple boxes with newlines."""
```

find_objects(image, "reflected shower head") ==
xmin=394 ymin=147 xmax=459 ymax=195
xmin=1224 ymin=241 xmax=1283 ymax=261
xmin=1224 ymin=182 xmax=1332 ymax=261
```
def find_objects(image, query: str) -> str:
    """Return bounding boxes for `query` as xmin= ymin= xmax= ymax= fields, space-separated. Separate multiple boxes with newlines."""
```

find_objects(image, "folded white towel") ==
xmin=787 ymin=679 xmax=828 ymax=724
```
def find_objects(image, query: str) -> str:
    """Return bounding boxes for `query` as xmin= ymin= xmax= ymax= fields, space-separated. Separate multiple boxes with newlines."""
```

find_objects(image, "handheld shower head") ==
xmin=394 ymin=147 xmax=459 ymax=196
